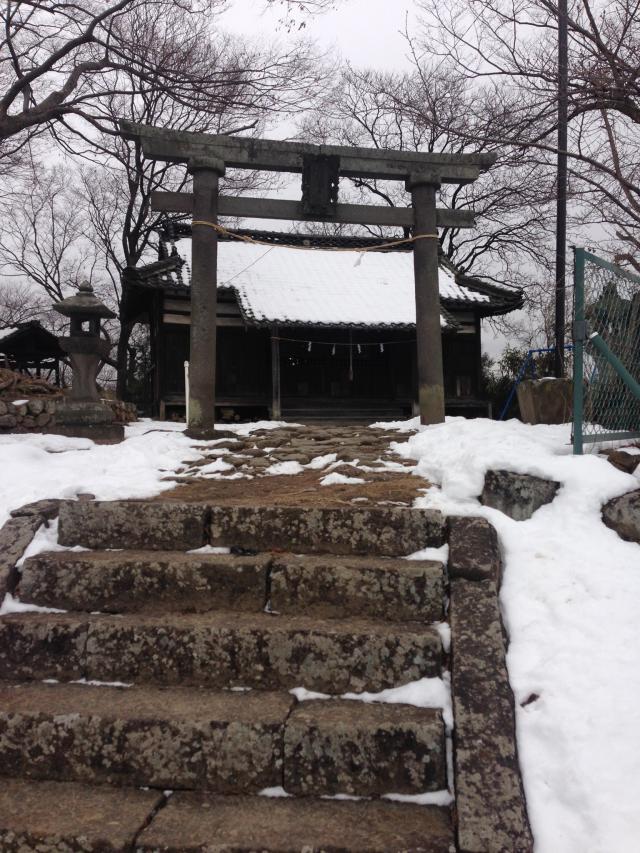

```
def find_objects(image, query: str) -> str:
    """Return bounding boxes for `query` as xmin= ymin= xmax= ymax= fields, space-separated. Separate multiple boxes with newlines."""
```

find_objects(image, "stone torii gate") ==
xmin=120 ymin=120 xmax=495 ymax=437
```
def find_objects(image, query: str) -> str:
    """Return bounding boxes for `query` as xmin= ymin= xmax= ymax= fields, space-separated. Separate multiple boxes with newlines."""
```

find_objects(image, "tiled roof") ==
xmin=217 ymin=243 xmax=486 ymax=329
xmin=123 ymin=238 xmax=523 ymax=329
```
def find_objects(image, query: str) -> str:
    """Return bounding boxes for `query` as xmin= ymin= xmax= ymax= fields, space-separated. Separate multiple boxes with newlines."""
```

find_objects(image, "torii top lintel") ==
xmin=119 ymin=120 xmax=497 ymax=185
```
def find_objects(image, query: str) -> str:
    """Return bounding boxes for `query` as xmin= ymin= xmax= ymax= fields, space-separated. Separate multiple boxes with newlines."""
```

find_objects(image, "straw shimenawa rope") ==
xmin=191 ymin=220 xmax=439 ymax=252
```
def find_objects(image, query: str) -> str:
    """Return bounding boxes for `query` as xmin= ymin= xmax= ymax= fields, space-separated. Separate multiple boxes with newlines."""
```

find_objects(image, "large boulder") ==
xmin=481 ymin=469 xmax=559 ymax=521
xmin=602 ymin=489 xmax=640 ymax=543
xmin=517 ymin=377 xmax=572 ymax=424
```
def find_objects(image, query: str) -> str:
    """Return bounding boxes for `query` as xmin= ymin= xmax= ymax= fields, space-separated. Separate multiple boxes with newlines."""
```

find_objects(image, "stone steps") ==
xmin=0 ymin=681 xmax=292 ymax=792
xmin=19 ymin=550 xmax=271 ymax=614
xmin=0 ymin=611 xmax=442 ymax=693
xmin=18 ymin=550 xmax=446 ymax=622
xmin=283 ymin=699 xmax=446 ymax=796
xmin=0 ymin=682 xmax=446 ymax=797
xmin=1 ymin=483 xmax=457 ymax=850
xmin=57 ymin=500 xmax=446 ymax=556
xmin=270 ymin=553 xmax=445 ymax=622
xmin=0 ymin=777 xmax=163 ymax=852
xmin=137 ymin=792 xmax=454 ymax=853
xmin=0 ymin=779 xmax=454 ymax=852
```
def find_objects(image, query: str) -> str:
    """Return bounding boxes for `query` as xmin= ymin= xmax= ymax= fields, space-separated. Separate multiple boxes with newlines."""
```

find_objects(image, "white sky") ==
xmin=220 ymin=0 xmax=419 ymax=73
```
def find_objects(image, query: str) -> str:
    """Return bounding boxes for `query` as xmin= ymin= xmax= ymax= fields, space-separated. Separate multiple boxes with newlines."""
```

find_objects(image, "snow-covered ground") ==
xmin=385 ymin=417 xmax=640 ymax=853
xmin=1 ymin=415 xmax=639 ymax=851
xmin=0 ymin=419 xmax=290 ymax=527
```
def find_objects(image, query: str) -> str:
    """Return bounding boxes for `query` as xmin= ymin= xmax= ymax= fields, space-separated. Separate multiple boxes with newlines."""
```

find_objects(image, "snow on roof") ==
xmin=214 ymin=241 xmax=489 ymax=329
xmin=0 ymin=327 xmax=18 ymax=343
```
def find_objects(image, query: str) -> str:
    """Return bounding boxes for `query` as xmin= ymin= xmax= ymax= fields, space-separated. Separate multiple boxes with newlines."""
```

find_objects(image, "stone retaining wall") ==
xmin=0 ymin=397 xmax=136 ymax=432
xmin=0 ymin=397 xmax=59 ymax=431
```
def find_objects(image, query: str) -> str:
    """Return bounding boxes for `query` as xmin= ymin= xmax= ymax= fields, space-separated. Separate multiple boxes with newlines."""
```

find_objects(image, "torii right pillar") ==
xmin=408 ymin=173 xmax=446 ymax=425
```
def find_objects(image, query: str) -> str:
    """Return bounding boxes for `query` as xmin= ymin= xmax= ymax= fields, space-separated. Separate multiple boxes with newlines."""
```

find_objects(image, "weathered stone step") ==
xmin=0 ymin=681 xmax=292 ymax=792
xmin=212 ymin=505 xmax=446 ymax=556
xmin=57 ymin=499 xmax=446 ymax=556
xmin=0 ymin=777 xmax=162 ymax=852
xmin=271 ymin=554 xmax=445 ymax=622
xmin=0 ymin=612 xmax=441 ymax=693
xmin=136 ymin=792 xmax=455 ymax=852
xmin=0 ymin=781 xmax=454 ymax=852
xmin=19 ymin=550 xmax=270 ymax=614
xmin=18 ymin=550 xmax=445 ymax=622
xmin=0 ymin=684 xmax=446 ymax=799
xmin=284 ymin=699 xmax=446 ymax=796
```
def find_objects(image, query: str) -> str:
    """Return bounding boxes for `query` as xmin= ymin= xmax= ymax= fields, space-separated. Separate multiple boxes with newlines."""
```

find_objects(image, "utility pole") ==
xmin=555 ymin=0 xmax=569 ymax=378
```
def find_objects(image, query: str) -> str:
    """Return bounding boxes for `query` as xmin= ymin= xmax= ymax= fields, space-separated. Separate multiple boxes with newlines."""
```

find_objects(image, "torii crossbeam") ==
xmin=120 ymin=120 xmax=496 ymax=437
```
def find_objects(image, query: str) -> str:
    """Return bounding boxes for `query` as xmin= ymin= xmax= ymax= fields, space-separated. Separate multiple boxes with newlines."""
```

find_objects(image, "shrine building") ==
xmin=121 ymin=231 xmax=522 ymax=422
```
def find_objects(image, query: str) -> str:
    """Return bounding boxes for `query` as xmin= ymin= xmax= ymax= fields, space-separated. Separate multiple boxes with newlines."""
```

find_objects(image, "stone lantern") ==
xmin=53 ymin=282 xmax=123 ymax=442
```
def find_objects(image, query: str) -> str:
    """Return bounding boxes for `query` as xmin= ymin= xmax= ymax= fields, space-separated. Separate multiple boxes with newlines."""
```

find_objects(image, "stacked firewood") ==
xmin=0 ymin=368 xmax=62 ymax=398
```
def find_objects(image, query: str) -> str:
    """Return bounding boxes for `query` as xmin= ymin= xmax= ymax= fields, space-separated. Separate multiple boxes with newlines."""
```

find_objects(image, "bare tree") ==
xmin=265 ymin=0 xmax=340 ymax=29
xmin=300 ymin=65 xmax=557 ymax=291
xmin=0 ymin=280 xmax=47 ymax=329
xmin=0 ymin=165 xmax=96 ymax=304
xmin=0 ymin=0 xmax=329 ymax=395
xmin=414 ymin=0 xmax=640 ymax=270
xmin=0 ymin=0 xmax=322 ymax=161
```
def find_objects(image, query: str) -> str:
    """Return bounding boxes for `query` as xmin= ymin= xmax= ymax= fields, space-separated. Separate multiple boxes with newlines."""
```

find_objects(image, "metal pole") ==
xmin=572 ymin=248 xmax=585 ymax=454
xmin=271 ymin=325 xmax=281 ymax=420
xmin=555 ymin=0 xmax=569 ymax=378
xmin=186 ymin=157 xmax=225 ymax=439
xmin=408 ymin=174 xmax=445 ymax=425
xmin=184 ymin=360 xmax=190 ymax=425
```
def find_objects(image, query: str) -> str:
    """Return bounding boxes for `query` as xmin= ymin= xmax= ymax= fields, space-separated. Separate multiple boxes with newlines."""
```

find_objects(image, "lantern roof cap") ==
xmin=53 ymin=282 xmax=116 ymax=320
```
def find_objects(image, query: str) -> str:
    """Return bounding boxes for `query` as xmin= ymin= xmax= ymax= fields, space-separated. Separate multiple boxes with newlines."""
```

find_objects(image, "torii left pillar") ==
xmin=186 ymin=157 xmax=225 ymax=439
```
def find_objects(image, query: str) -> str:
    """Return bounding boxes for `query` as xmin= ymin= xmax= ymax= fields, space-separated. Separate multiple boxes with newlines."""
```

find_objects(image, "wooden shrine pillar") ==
xmin=271 ymin=325 xmax=281 ymax=420
xmin=408 ymin=174 xmax=446 ymax=425
xmin=186 ymin=157 xmax=225 ymax=438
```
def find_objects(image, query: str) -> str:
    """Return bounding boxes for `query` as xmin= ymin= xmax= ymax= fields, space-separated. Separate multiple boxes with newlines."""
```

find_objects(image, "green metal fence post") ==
xmin=573 ymin=247 xmax=585 ymax=454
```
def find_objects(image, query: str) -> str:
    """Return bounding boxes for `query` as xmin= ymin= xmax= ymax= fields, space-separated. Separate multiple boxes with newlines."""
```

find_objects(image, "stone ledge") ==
xmin=0 ymin=514 xmax=43 ymax=601
xmin=448 ymin=516 xmax=501 ymax=583
xmin=0 ymin=682 xmax=292 ymax=792
xmin=449 ymin=579 xmax=533 ymax=853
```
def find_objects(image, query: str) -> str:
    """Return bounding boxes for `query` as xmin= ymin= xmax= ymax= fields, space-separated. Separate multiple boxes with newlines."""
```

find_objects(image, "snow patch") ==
xmin=187 ymin=545 xmax=232 ymax=555
xmin=320 ymin=472 xmax=367 ymax=486
xmin=266 ymin=461 xmax=305 ymax=476
xmin=291 ymin=676 xmax=453 ymax=731
xmin=306 ymin=453 xmax=338 ymax=469
xmin=0 ymin=594 xmax=65 ymax=616
xmin=383 ymin=790 xmax=454 ymax=807
xmin=405 ymin=544 xmax=449 ymax=562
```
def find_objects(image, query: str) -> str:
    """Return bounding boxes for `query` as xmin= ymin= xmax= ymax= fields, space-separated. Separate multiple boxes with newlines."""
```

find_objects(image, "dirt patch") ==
xmin=154 ymin=425 xmax=428 ymax=508
xmin=156 ymin=468 xmax=427 ymax=508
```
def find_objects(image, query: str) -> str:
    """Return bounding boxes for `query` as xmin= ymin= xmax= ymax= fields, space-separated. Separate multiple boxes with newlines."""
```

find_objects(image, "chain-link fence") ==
xmin=573 ymin=248 xmax=640 ymax=453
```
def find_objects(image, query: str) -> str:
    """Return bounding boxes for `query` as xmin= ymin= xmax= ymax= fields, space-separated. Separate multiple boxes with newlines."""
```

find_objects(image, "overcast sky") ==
xmin=221 ymin=0 xmax=419 ymax=74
